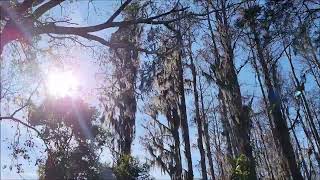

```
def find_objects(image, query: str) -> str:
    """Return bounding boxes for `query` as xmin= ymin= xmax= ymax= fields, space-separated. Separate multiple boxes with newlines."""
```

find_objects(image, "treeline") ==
xmin=0 ymin=0 xmax=319 ymax=179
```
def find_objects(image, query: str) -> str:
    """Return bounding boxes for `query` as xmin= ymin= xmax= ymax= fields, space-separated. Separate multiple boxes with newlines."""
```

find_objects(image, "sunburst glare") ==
xmin=47 ymin=69 xmax=79 ymax=97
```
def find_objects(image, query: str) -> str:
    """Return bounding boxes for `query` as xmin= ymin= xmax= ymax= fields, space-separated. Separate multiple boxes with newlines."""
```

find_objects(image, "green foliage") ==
xmin=29 ymin=97 xmax=111 ymax=179
xmin=114 ymin=155 xmax=152 ymax=180
xmin=231 ymin=154 xmax=251 ymax=180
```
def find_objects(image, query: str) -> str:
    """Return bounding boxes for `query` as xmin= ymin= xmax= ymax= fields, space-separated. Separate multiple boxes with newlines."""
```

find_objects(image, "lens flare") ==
xmin=47 ymin=69 xmax=79 ymax=97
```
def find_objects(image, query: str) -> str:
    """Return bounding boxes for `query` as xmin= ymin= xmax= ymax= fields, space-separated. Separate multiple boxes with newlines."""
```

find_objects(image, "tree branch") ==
xmin=0 ymin=116 xmax=50 ymax=151
xmin=104 ymin=0 xmax=133 ymax=25
xmin=34 ymin=6 xmax=189 ymax=35
xmin=33 ymin=0 xmax=65 ymax=19
xmin=0 ymin=1 xmax=189 ymax=55
xmin=17 ymin=0 xmax=34 ymax=13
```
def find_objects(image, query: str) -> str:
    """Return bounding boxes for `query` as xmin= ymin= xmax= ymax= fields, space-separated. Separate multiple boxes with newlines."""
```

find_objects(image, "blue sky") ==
xmin=0 ymin=1 xmax=259 ymax=179
xmin=2 ymin=1 xmax=317 ymax=179
xmin=0 ymin=1 xmax=201 ymax=179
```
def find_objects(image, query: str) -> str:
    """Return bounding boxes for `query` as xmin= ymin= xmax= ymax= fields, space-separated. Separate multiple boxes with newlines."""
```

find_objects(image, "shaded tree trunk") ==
xmin=167 ymin=107 xmax=183 ymax=180
xmin=110 ymin=30 xmax=138 ymax=155
xmin=248 ymin=20 xmax=303 ymax=179
xmin=108 ymin=8 xmax=141 ymax=156
xmin=284 ymin=47 xmax=320 ymax=168
xmin=256 ymin=120 xmax=275 ymax=180
xmin=218 ymin=89 xmax=234 ymax=160
xmin=165 ymin=25 xmax=194 ymax=179
xmin=206 ymin=1 xmax=257 ymax=178
xmin=199 ymin=79 xmax=216 ymax=180
xmin=176 ymin=50 xmax=194 ymax=179
xmin=189 ymin=49 xmax=208 ymax=180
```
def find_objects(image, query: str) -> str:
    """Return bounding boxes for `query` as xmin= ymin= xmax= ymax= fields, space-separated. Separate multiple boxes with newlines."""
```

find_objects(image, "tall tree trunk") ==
xmin=218 ymin=89 xmax=234 ymax=160
xmin=284 ymin=47 xmax=320 ymax=168
xmin=190 ymin=47 xmax=207 ymax=180
xmin=249 ymin=21 xmax=303 ymax=179
xmin=144 ymin=51 xmax=184 ymax=179
xmin=167 ymin=107 xmax=183 ymax=180
xmin=110 ymin=30 xmax=138 ymax=156
xmin=176 ymin=49 xmax=194 ymax=179
xmin=255 ymin=119 xmax=275 ymax=180
xmin=206 ymin=1 xmax=257 ymax=178
xmin=164 ymin=26 xmax=194 ymax=179
xmin=250 ymin=47 xmax=292 ymax=177
xmin=285 ymin=107 xmax=310 ymax=178
xmin=108 ymin=8 xmax=141 ymax=155
xmin=199 ymin=79 xmax=216 ymax=180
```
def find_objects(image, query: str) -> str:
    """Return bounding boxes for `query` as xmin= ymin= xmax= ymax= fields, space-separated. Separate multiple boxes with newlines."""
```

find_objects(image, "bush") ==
xmin=114 ymin=155 xmax=152 ymax=180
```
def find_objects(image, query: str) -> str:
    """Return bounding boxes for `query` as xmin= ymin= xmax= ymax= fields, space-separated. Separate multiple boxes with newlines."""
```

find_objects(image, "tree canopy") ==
xmin=1 ymin=0 xmax=320 ymax=179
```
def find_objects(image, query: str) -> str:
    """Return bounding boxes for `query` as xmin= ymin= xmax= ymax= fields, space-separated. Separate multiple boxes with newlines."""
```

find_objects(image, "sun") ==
xmin=47 ymin=69 xmax=79 ymax=97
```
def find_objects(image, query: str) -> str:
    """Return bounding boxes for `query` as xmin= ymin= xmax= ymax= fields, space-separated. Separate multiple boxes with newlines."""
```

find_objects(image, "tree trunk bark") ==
xmin=176 ymin=47 xmax=194 ymax=179
xmin=167 ymin=107 xmax=183 ymax=180
xmin=190 ymin=49 xmax=207 ymax=180
xmin=206 ymin=1 xmax=257 ymax=178
xmin=218 ymin=89 xmax=234 ymax=160
xmin=249 ymin=22 xmax=303 ymax=179
xmin=199 ymin=79 xmax=216 ymax=180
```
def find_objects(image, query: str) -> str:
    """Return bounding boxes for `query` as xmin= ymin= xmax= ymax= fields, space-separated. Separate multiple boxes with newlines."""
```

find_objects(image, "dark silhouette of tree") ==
xmin=203 ymin=0 xmax=257 ymax=178
xmin=29 ymin=97 xmax=110 ymax=179
xmin=141 ymin=48 xmax=184 ymax=180
xmin=103 ymin=2 xmax=142 ymax=157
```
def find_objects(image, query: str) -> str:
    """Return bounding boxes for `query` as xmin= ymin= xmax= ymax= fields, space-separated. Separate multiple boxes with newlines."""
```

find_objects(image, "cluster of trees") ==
xmin=0 ymin=0 xmax=319 ymax=179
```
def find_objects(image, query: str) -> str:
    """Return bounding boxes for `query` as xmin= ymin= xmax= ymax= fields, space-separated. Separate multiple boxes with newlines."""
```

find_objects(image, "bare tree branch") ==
xmin=33 ymin=0 xmax=65 ymax=19
xmin=34 ymin=6 xmax=189 ymax=35
xmin=104 ymin=0 xmax=133 ymax=25
xmin=0 ymin=116 xmax=50 ymax=151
